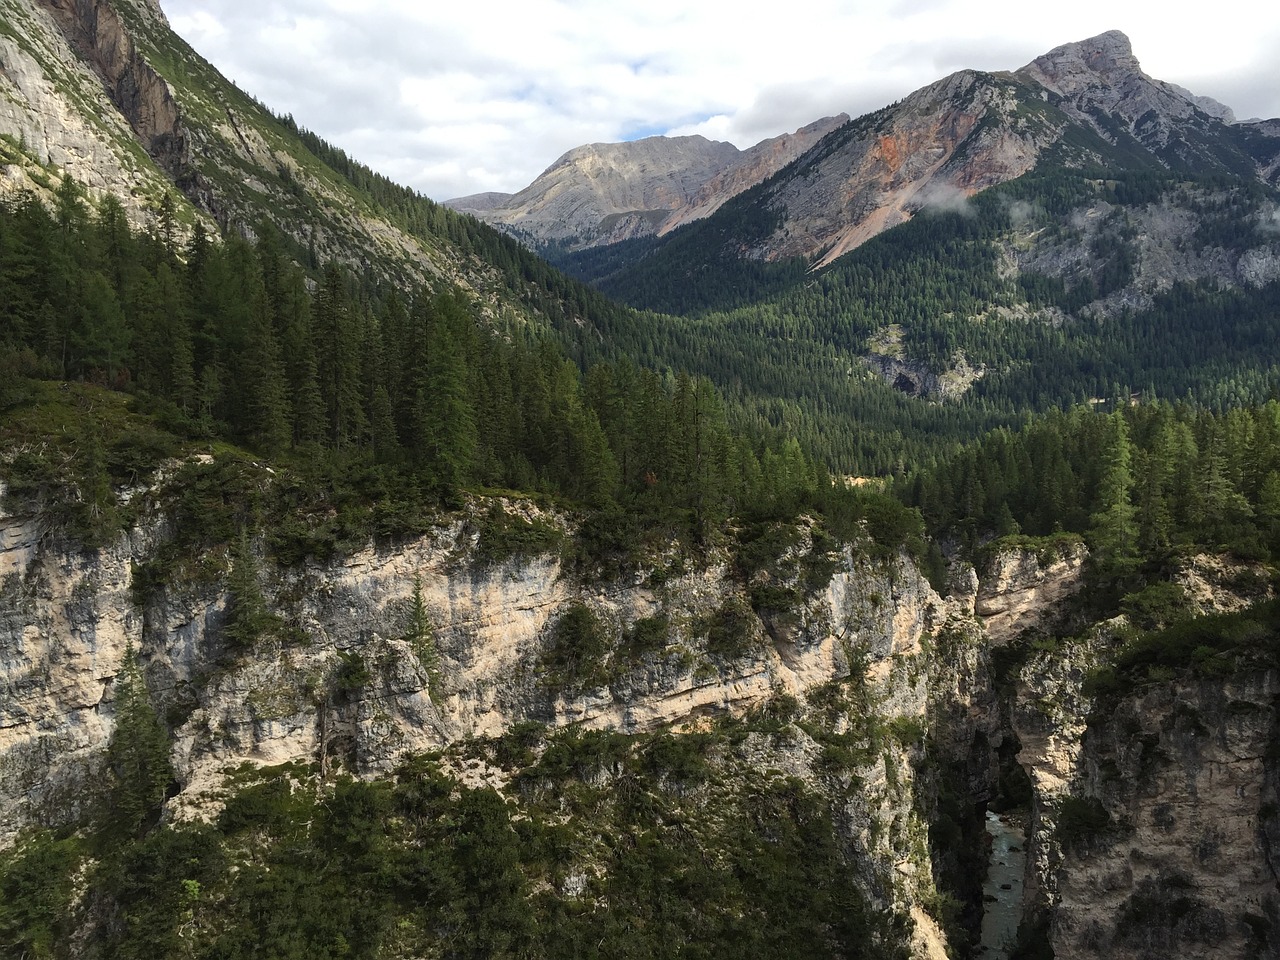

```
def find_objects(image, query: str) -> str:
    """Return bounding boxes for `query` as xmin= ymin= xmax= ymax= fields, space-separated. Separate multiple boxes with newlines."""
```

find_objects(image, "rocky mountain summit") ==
xmin=734 ymin=29 xmax=1279 ymax=267
xmin=445 ymin=115 xmax=846 ymax=251
xmin=465 ymin=30 xmax=1279 ymax=269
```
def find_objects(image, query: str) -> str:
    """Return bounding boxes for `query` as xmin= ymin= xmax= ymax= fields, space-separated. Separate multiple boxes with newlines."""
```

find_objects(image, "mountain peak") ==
xmin=1018 ymin=30 xmax=1143 ymax=96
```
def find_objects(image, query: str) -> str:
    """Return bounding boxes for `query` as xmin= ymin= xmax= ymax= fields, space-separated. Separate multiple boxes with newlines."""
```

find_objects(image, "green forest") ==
xmin=558 ymin=168 xmax=1280 ymax=474
xmin=4 ymin=39 xmax=1280 ymax=953
xmin=0 ymin=178 xmax=887 ymax=550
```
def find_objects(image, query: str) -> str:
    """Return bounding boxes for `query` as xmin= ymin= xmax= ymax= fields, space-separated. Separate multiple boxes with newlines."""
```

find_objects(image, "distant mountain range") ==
xmin=448 ymin=30 xmax=1280 ymax=269
xmin=445 ymin=115 xmax=847 ymax=251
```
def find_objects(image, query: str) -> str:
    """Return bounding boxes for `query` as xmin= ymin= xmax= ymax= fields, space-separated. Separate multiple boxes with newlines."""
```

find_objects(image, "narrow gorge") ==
xmin=4 ymin=453 xmax=1276 ymax=957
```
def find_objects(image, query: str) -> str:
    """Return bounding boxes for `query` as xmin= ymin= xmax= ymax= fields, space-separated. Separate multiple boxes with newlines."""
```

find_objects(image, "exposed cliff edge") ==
xmin=0 ymin=0 xmax=179 ymax=223
xmin=36 ymin=0 xmax=189 ymax=176
xmin=0 ymin=460 xmax=1009 ymax=955
xmin=6 ymin=453 xmax=1279 ymax=957
xmin=1008 ymin=564 xmax=1280 ymax=959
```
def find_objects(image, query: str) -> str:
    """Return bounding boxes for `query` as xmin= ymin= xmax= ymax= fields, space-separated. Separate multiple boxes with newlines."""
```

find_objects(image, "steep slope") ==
xmin=0 ymin=0 xmax=183 ymax=224
xmin=445 ymin=115 xmax=846 ymax=252
xmin=0 ymin=0 xmax=640 ymax=339
xmin=579 ymin=30 xmax=1280 ymax=292
xmin=0 ymin=383 xmax=1001 ymax=956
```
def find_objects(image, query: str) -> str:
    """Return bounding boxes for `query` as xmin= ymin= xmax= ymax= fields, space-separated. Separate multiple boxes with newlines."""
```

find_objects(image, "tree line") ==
xmin=0 ymin=179 xmax=857 ymax=544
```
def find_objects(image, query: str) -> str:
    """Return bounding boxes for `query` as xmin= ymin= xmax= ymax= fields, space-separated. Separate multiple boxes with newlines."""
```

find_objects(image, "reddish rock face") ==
xmin=451 ymin=30 xmax=1280 ymax=269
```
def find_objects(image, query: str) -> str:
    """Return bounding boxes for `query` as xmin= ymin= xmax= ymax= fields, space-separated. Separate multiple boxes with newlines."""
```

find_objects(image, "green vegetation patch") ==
xmin=1087 ymin=598 xmax=1280 ymax=700
xmin=2 ymin=731 xmax=912 ymax=960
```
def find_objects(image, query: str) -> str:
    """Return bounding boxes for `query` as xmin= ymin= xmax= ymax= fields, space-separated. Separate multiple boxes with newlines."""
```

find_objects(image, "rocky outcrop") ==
xmin=0 ymin=0 xmax=175 ymax=222
xmin=1017 ymin=31 xmax=1224 ymax=149
xmin=0 ymin=459 xmax=1019 ymax=956
xmin=864 ymin=350 xmax=985 ymax=401
xmin=0 ymin=481 xmax=944 ymax=816
xmin=976 ymin=540 xmax=1087 ymax=644
xmin=1051 ymin=670 xmax=1280 ymax=959
xmin=1002 ymin=552 xmax=1280 ymax=959
xmin=36 ymin=0 xmax=188 ymax=174
xmin=1015 ymin=30 xmax=1280 ymax=178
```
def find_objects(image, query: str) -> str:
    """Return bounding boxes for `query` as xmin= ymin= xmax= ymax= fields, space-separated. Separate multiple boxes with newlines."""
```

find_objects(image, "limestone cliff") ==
xmin=1052 ymin=669 xmax=1280 ymax=958
xmin=37 ymin=0 xmax=188 ymax=175
xmin=0 ymin=0 xmax=179 ymax=224
xmin=0 ymin=462 xmax=1003 ymax=955
xmin=1004 ymin=559 xmax=1280 ymax=959
xmin=8 ymin=451 xmax=1279 ymax=958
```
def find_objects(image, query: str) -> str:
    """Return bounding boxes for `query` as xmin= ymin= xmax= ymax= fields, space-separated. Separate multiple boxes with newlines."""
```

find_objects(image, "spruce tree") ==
xmin=1088 ymin=411 xmax=1139 ymax=574
xmin=105 ymin=644 xmax=173 ymax=840
xmin=223 ymin=533 xmax=274 ymax=652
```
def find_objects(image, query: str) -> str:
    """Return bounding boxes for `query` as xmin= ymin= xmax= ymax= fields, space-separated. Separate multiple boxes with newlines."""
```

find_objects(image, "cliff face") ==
xmin=0 ymin=467 xmax=1003 ymax=952
xmin=1052 ymin=670 xmax=1280 ymax=959
xmin=36 ymin=0 xmax=187 ymax=174
xmin=976 ymin=540 xmax=1087 ymax=644
xmin=8 ymin=457 xmax=1279 ymax=957
xmin=0 ymin=0 xmax=178 ymax=223
xmin=1006 ymin=558 xmax=1280 ymax=960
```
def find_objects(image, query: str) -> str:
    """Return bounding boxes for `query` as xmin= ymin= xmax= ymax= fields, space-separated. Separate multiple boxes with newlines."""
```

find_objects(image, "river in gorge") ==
xmin=979 ymin=809 xmax=1027 ymax=957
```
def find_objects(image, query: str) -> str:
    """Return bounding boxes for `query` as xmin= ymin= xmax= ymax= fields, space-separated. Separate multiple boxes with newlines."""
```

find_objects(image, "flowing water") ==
xmin=979 ymin=810 xmax=1027 ymax=958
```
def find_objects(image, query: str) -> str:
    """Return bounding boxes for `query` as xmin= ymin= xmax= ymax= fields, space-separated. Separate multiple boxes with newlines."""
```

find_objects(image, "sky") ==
xmin=162 ymin=0 xmax=1280 ymax=202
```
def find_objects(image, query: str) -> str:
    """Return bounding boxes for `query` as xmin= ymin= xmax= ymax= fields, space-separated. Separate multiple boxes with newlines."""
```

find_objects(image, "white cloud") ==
xmin=164 ymin=0 xmax=1280 ymax=201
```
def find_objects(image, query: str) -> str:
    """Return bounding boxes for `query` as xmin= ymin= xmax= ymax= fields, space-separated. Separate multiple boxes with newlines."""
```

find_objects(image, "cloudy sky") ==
xmin=163 ymin=0 xmax=1280 ymax=202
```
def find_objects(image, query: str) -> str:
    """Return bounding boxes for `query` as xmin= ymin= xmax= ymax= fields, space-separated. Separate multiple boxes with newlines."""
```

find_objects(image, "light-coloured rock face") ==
xmin=0 ymin=0 xmax=174 ymax=223
xmin=1015 ymin=30 xmax=1267 ymax=170
xmin=1017 ymin=30 xmax=1145 ymax=101
xmin=0 ymin=489 xmax=959 ymax=840
xmin=1016 ymin=29 xmax=1227 ymax=139
xmin=1002 ymin=187 xmax=1280 ymax=320
xmin=38 ymin=0 xmax=186 ymax=172
xmin=1051 ymin=672 xmax=1280 ymax=959
xmin=0 ymin=484 xmax=1002 ymax=957
xmin=1001 ymin=550 xmax=1280 ymax=960
xmin=975 ymin=541 xmax=1086 ymax=645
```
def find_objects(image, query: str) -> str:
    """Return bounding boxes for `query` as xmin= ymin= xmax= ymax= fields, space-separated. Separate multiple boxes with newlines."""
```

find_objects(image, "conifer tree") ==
xmin=313 ymin=263 xmax=365 ymax=448
xmin=1088 ymin=411 xmax=1139 ymax=573
xmin=419 ymin=321 xmax=476 ymax=495
xmin=241 ymin=282 xmax=291 ymax=455
xmin=106 ymin=644 xmax=173 ymax=840
xmin=223 ymin=533 xmax=274 ymax=652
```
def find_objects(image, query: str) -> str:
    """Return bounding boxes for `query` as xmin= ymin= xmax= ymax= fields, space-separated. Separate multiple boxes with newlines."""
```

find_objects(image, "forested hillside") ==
xmin=563 ymin=169 xmax=1280 ymax=474
xmin=0 ymin=178 xmax=936 ymax=563
xmin=5 ymin=5 xmax=1280 ymax=958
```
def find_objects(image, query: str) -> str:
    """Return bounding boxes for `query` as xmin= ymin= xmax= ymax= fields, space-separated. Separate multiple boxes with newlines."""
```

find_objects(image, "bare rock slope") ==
xmin=445 ymin=115 xmax=846 ymax=251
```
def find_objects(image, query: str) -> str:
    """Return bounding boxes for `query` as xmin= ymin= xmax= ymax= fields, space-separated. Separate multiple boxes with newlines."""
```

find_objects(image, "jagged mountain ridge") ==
xmin=471 ymin=30 xmax=1280 ymax=270
xmin=445 ymin=114 xmax=847 ymax=251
